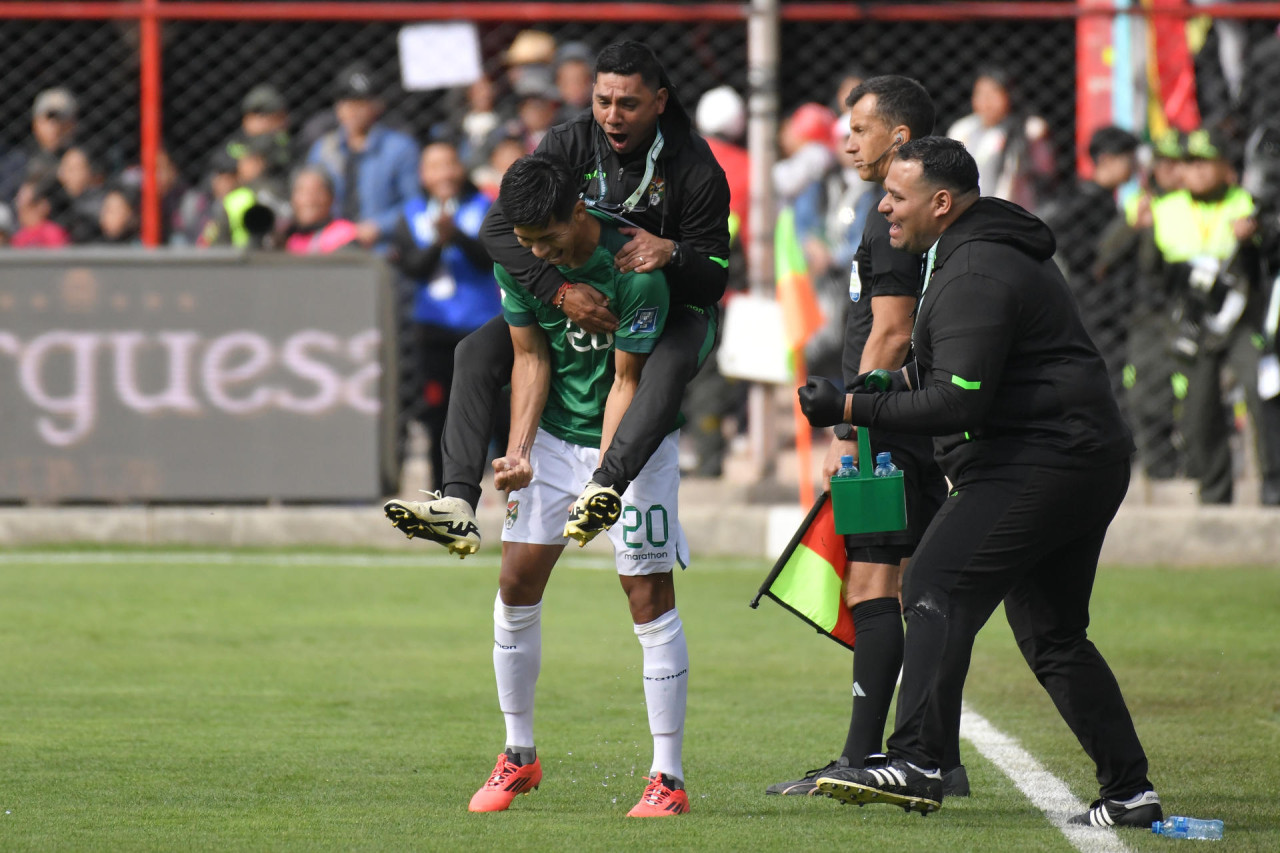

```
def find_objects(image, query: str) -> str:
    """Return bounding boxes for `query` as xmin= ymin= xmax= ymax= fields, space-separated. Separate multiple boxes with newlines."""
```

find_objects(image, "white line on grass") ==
xmin=0 ymin=549 xmax=619 ymax=571
xmin=960 ymin=703 xmax=1131 ymax=853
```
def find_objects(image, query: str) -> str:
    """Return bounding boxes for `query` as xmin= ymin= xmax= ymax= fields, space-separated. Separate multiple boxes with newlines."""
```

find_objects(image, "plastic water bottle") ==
xmin=873 ymin=452 xmax=898 ymax=477
xmin=1152 ymin=816 xmax=1224 ymax=840
xmin=835 ymin=454 xmax=858 ymax=479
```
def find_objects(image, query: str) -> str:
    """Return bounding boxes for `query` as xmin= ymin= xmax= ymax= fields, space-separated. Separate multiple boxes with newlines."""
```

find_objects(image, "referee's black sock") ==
xmin=841 ymin=597 xmax=904 ymax=767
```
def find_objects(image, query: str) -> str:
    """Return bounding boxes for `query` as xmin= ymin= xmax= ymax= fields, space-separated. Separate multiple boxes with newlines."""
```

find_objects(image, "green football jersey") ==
xmin=497 ymin=220 xmax=669 ymax=447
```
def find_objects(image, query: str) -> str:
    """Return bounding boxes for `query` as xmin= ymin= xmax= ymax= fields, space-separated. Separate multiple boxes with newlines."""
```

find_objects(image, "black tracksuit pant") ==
xmin=440 ymin=305 xmax=713 ymax=508
xmin=887 ymin=459 xmax=1155 ymax=801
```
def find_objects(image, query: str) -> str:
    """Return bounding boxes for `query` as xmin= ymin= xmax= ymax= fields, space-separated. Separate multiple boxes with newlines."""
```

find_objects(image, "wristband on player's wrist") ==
xmin=554 ymin=283 xmax=574 ymax=309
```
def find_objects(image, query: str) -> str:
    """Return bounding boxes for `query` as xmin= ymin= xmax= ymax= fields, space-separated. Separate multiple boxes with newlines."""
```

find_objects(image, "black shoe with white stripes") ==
xmin=816 ymin=754 xmax=942 ymax=814
xmin=1068 ymin=790 xmax=1162 ymax=828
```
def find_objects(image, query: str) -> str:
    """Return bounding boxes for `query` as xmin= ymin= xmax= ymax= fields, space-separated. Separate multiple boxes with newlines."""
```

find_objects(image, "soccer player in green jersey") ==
xmin=461 ymin=154 xmax=691 ymax=818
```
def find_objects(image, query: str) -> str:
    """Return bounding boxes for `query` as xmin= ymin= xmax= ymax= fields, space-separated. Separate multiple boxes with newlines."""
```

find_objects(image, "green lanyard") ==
xmin=913 ymin=241 xmax=939 ymax=338
xmin=921 ymin=241 xmax=938 ymax=297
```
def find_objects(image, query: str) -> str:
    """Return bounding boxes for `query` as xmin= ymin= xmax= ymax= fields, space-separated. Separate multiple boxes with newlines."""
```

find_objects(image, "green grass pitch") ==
xmin=1 ymin=549 xmax=1277 ymax=851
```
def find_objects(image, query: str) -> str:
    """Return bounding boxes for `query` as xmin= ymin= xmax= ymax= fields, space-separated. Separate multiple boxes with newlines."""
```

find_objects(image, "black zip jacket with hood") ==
xmin=479 ymin=84 xmax=731 ymax=308
xmin=849 ymin=197 xmax=1135 ymax=482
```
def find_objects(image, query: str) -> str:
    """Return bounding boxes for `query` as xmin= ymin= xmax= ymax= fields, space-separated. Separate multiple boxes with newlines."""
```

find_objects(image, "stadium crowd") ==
xmin=1 ymin=24 xmax=1277 ymax=504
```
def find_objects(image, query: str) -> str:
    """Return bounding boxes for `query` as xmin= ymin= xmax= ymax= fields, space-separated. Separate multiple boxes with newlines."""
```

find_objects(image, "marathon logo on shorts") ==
xmin=622 ymin=550 xmax=667 ymax=560
xmin=505 ymin=499 xmax=519 ymax=529
xmin=630 ymin=307 xmax=659 ymax=333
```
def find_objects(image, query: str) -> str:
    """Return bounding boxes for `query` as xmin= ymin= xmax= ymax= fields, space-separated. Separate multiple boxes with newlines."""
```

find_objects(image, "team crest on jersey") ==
xmin=630 ymin=307 xmax=659 ymax=333
xmin=505 ymin=499 xmax=519 ymax=529
xmin=646 ymin=176 xmax=665 ymax=208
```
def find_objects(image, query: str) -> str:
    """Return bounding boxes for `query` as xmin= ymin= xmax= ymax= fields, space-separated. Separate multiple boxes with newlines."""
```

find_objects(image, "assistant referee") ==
xmin=798 ymin=137 xmax=1161 ymax=828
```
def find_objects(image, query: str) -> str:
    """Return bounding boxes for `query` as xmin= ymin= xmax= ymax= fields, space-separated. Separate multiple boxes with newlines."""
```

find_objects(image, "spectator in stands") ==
xmin=95 ymin=184 xmax=141 ymax=245
xmin=830 ymin=65 xmax=870 ymax=117
xmin=774 ymin=103 xmax=837 ymax=204
xmin=447 ymin=74 xmax=502 ymax=172
xmin=496 ymin=66 xmax=562 ymax=156
xmin=1100 ymin=129 xmax=1186 ymax=481
xmin=205 ymin=134 xmax=290 ymax=247
xmin=947 ymin=66 xmax=1054 ymax=212
xmin=554 ymin=41 xmax=595 ymax=122
xmin=499 ymin=29 xmax=558 ymax=116
xmin=194 ymin=151 xmax=240 ymax=246
xmin=282 ymin=166 xmax=358 ymax=254
xmin=1040 ymin=125 xmax=1140 ymax=399
xmin=0 ymin=88 xmax=79 ymax=205
xmin=798 ymin=111 xmax=882 ymax=384
xmin=10 ymin=175 xmax=70 ymax=248
xmin=222 ymin=84 xmax=294 ymax=184
xmin=473 ymin=135 xmax=525 ymax=200
xmin=56 ymin=145 xmax=107 ymax=244
xmin=307 ymin=62 xmax=420 ymax=249
xmin=697 ymin=85 xmax=750 ymax=251
xmin=1143 ymin=128 xmax=1280 ymax=505
xmin=389 ymin=139 xmax=500 ymax=492
xmin=682 ymin=84 xmax=753 ymax=478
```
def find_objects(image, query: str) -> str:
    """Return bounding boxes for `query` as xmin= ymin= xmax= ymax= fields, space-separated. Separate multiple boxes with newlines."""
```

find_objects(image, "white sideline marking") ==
xmin=961 ymin=703 xmax=1131 ymax=853
xmin=0 ymin=549 xmax=617 ymax=571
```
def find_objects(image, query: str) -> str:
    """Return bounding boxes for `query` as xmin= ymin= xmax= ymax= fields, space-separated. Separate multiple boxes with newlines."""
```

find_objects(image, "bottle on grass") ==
xmin=1152 ymin=816 xmax=1223 ymax=840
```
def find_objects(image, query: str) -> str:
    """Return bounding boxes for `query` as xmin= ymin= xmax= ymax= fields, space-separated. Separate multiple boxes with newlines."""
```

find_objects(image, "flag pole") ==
xmin=792 ymin=350 xmax=816 ymax=507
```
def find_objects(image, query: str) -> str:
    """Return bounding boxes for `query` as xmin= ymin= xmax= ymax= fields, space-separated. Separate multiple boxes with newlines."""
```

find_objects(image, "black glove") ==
xmin=798 ymin=377 xmax=846 ymax=426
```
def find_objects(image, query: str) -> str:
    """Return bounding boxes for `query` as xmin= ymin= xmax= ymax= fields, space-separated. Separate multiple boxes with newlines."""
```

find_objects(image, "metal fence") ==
xmin=1 ymin=2 xmax=1278 ymax=503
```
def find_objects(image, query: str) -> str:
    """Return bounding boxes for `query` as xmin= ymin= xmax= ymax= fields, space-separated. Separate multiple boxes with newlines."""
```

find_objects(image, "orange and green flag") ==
xmin=751 ymin=493 xmax=855 ymax=650
xmin=774 ymin=205 xmax=825 ymax=353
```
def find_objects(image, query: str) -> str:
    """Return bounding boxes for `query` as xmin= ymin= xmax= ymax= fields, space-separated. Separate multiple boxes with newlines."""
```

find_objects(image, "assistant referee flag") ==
xmin=751 ymin=493 xmax=855 ymax=651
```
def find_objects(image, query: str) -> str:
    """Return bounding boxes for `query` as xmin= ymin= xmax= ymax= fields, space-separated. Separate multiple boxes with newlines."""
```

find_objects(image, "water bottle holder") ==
xmin=829 ymin=429 xmax=908 ymax=535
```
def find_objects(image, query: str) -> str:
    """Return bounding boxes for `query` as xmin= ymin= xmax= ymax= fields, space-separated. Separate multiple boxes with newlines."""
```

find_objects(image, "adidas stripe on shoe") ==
xmin=816 ymin=755 xmax=942 ymax=815
xmin=1068 ymin=790 xmax=1162 ymax=828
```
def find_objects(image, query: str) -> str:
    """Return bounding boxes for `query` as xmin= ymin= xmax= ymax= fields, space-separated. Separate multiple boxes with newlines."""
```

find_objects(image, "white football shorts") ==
xmin=501 ymin=427 xmax=690 ymax=576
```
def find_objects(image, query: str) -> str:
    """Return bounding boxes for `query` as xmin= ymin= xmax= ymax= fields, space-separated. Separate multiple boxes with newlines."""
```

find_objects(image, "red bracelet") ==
xmin=554 ymin=283 xmax=574 ymax=309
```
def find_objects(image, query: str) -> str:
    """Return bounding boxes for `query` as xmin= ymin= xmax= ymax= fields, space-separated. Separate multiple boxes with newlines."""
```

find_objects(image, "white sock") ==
xmin=492 ymin=592 xmax=541 ymax=751
xmin=634 ymin=608 xmax=688 ymax=782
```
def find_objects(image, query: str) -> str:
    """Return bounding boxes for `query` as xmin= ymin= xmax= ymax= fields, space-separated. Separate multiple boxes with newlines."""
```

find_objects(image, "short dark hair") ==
xmin=844 ymin=75 xmax=935 ymax=139
xmin=292 ymin=164 xmax=335 ymax=198
xmin=895 ymin=136 xmax=980 ymax=195
xmin=594 ymin=40 xmax=664 ymax=92
xmin=1088 ymin=125 xmax=1140 ymax=162
xmin=499 ymin=153 xmax=578 ymax=228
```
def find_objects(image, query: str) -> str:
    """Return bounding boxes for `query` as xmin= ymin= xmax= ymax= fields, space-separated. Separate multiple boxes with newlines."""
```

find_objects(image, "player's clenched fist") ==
xmin=492 ymin=455 xmax=533 ymax=492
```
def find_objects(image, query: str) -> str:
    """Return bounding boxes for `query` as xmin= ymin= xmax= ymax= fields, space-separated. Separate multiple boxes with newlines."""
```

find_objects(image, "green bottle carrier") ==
xmin=829 ymin=370 xmax=908 ymax=535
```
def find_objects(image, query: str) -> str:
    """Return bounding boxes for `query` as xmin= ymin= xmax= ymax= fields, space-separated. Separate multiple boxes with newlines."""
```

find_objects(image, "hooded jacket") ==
xmin=480 ymin=81 xmax=731 ymax=308
xmin=849 ymin=197 xmax=1134 ymax=481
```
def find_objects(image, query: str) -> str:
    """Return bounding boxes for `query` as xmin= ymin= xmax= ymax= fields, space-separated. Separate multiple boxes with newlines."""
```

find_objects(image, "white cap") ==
xmin=696 ymin=85 xmax=746 ymax=141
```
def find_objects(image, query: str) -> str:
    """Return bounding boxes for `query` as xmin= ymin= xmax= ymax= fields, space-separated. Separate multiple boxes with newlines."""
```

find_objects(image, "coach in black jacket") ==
xmin=434 ymin=41 xmax=728 ymax=520
xmin=798 ymin=137 xmax=1160 ymax=828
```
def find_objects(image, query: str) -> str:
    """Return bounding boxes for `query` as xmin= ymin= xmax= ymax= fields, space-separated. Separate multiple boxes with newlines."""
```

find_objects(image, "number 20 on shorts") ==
xmin=621 ymin=504 xmax=669 ymax=549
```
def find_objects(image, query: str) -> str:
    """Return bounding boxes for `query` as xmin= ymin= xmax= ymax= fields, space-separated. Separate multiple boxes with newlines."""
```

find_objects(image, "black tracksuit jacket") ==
xmin=480 ymin=97 xmax=731 ymax=309
xmin=849 ymin=197 xmax=1135 ymax=482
